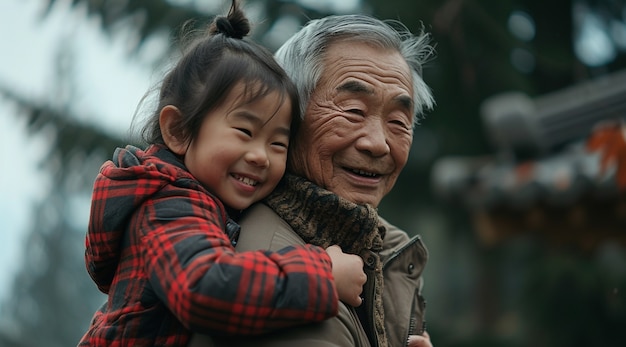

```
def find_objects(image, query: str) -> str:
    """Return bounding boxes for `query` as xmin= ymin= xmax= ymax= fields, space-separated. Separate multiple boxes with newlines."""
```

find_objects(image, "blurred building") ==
xmin=432 ymin=69 xmax=626 ymax=252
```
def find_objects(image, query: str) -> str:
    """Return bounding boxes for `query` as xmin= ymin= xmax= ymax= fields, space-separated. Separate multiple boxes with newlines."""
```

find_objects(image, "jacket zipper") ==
xmin=361 ymin=252 xmax=379 ymax=347
xmin=407 ymin=314 xmax=417 ymax=346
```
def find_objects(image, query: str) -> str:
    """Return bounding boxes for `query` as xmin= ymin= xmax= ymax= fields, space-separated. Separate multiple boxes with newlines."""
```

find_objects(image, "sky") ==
xmin=0 ymin=0 xmax=155 ymax=301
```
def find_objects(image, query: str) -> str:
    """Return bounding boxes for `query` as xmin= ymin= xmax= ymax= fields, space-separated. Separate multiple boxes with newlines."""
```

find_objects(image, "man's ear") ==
xmin=160 ymin=105 xmax=187 ymax=155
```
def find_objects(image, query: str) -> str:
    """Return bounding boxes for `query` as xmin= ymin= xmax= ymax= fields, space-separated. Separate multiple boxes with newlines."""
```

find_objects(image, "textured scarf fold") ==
xmin=264 ymin=173 xmax=388 ymax=347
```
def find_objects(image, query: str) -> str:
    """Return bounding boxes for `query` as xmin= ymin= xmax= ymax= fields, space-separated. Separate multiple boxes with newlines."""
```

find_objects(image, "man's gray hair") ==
xmin=274 ymin=14 xmax=436 ymax=127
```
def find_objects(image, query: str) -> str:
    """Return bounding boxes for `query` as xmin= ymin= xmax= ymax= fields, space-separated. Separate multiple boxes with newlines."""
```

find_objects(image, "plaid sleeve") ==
xmin=138 ymin=183 xmax=338 ymax=335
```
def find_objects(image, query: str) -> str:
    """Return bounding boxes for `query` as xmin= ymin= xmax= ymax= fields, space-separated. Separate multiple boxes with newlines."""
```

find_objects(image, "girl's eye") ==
xmin=272 ymin=141 xmax=288 ymax=149
xmin=236 ymin=128 xmax=252 ymax=136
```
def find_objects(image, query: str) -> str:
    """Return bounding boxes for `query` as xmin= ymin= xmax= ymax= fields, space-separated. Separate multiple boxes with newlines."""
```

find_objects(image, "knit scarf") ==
xmin=264 ymin=173 xmax=388 ymax=347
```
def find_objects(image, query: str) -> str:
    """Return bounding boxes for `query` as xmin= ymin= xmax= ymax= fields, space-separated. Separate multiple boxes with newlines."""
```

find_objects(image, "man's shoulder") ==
xmin=379 ymin=216 xmax=411 ymax=245
xmin=236 ymin=203 xmax=306 ymax=251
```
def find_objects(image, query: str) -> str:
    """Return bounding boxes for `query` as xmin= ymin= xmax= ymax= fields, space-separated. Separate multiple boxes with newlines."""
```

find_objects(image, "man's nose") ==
xmin=355 ymin=119 xmax=390 ymax=157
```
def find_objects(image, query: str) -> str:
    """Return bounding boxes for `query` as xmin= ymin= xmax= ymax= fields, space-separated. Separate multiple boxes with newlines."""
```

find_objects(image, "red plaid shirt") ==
xmin=79 ymin=145 xmax=338 ymax=347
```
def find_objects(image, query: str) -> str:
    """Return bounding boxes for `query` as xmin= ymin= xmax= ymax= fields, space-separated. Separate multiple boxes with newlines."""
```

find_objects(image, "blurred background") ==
xmin=1 ymin=0 xmax=626 ymax=346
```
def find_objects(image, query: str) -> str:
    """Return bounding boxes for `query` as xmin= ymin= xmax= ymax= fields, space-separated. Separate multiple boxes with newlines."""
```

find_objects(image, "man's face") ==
xmin=289 ymin=41 xmax=414 ymax=207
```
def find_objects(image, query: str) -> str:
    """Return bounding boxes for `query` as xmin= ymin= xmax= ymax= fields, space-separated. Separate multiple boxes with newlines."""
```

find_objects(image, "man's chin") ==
xmin=336 ymin=190 xmax=382 ymax=207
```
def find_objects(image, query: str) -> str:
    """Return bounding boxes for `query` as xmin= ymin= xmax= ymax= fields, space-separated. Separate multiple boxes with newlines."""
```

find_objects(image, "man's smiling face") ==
xmin=288 ymin=41 xmax=415 ymax=207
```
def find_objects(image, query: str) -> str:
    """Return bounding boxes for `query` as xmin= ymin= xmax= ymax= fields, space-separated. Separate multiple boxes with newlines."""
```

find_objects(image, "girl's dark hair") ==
xmin=141 ymin=0 xmax=300 ymax=146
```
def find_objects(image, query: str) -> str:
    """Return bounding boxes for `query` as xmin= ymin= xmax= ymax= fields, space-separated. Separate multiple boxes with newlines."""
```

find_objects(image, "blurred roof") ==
xmin=433 ymin=70 xmax=626 ymax=211
xmin=431 ymin=71 xmax=626 ymax=249
xmin=432 ymin=124 xmax=625 ymax=210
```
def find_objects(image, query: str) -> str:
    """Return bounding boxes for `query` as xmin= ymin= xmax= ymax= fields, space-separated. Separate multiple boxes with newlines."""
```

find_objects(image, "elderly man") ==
xmin=191 ymin=13 xmax=435 ymax=347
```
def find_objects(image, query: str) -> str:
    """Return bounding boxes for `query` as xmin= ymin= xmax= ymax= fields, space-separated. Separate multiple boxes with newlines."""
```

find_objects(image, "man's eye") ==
xmin=390 ymin=120 xmax=409 ymax=129
xmin=347 ymin=109 xmax=365 ymax=116
xmin=236 ymin=128 xmax=252 ymax=136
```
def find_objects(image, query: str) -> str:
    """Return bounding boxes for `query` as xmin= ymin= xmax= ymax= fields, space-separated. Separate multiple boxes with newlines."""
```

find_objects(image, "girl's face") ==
xmin=175 ymin=83 xmax=292 ymax=210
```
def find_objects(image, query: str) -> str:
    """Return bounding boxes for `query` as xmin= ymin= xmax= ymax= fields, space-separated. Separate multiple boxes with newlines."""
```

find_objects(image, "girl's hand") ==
xmin=326 ymin=245 xmax=366 ymax=307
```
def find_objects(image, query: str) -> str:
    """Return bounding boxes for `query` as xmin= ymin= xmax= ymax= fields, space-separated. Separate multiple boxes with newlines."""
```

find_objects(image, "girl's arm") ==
xmin=139 ymin=182 xmax=338 ymax=335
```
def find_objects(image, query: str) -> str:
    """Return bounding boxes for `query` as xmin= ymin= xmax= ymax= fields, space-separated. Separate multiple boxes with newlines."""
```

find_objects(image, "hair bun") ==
xmin=214 ymin=16 xmax=247 ymax=39
xmin=208 ymin=1 xmax=250 ymax=39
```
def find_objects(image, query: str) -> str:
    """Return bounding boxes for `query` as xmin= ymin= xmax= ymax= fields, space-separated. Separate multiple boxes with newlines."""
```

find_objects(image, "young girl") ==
xmin=78 ymin=1 xmax=366 ymax=346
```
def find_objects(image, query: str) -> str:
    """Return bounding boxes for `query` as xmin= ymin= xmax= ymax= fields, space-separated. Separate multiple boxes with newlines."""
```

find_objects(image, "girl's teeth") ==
xmin=235 ymin=175 xmax=257 ymax=186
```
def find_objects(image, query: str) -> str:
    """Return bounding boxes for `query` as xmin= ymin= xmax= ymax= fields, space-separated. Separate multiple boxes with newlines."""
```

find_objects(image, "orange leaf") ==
xmin=586 ymin=122 xmax=626 ymax=190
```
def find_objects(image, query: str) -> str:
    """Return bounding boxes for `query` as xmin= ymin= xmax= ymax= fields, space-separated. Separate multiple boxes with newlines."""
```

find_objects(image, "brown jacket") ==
xmin=189 ymin=201 xmax=428 ymax=347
